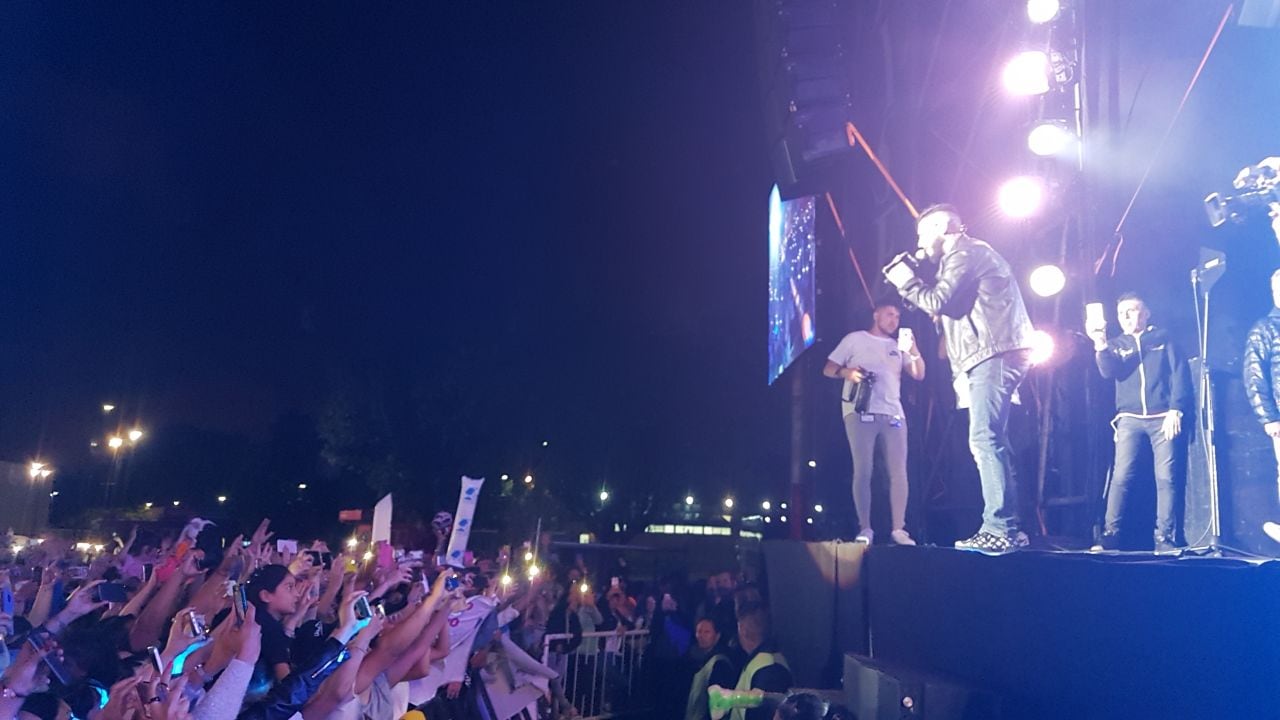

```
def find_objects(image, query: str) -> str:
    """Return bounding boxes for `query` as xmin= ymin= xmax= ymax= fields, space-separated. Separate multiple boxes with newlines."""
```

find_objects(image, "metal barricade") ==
xmin=541 ymin=629 xmax=650 ymax=719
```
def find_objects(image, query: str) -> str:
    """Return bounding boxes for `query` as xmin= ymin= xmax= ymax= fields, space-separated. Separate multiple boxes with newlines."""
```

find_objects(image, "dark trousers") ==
xmin=1104 ymin=415 xmax=1178 ymax=542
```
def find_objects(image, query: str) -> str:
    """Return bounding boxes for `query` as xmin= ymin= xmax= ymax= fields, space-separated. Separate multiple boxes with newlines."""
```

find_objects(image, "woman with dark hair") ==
xmin=244 ymin=565 xmax=299 ymax=683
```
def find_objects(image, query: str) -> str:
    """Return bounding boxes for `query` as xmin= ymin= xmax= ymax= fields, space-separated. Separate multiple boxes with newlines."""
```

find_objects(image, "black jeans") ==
xmin=1104 ymin=415 xmax=1178 ymax=542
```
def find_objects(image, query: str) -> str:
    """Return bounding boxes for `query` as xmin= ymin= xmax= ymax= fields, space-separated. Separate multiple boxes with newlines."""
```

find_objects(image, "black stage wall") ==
xmin=763 ymin=540 xmax=868 ymax=688
xmin=866 ymin=547 xmax=1280 ymax=719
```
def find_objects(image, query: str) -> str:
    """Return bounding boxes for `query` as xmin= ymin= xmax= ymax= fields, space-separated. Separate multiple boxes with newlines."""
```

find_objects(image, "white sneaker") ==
xmin=854 ymin=530 xmax=873 ymax=544
xmin=1264 ymin=521 xmax=1280 ymax=544
xmin=890 ymin=530 xmax=916 ymax=546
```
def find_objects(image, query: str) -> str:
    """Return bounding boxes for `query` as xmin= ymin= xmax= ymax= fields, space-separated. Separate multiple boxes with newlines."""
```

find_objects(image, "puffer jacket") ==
xmin=237 ymin=637 xmax=345 ymax=720
xmin=1243 ymin=308 xmax=1280 ymax=425
xmin=894 ymin=235 xmax=1034 ymax=373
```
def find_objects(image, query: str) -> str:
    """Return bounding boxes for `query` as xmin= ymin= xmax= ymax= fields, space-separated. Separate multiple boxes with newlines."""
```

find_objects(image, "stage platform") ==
xmin=764 ymin=541 xmax=1280 ymax=719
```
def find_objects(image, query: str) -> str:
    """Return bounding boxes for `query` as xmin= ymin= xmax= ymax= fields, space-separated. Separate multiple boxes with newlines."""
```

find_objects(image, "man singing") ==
xmin=1087 ymin=294 xmax=1189 ymax=553
xmin=884 ymin=204 xmax=1035 ymax=553
xmin=823 ymin=300 xmax=925 ymax=545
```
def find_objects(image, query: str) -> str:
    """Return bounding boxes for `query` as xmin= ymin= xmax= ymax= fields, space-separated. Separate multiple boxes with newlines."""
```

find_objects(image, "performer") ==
xmin=822 ymin=300 xmax=925 ymax=545
xmin=1087 ymin=294 xmax=1190 ymax=553
xmin=884 ymin=204 xmax=1034 ymax=553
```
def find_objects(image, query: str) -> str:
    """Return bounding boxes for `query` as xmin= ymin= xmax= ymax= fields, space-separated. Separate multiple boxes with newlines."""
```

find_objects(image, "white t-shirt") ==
xmin=827 ymin=330 xmax=911 ymax=417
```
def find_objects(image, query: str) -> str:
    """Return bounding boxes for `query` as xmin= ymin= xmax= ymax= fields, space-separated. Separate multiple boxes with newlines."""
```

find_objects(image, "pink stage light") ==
xmin=1002 ymin=51 xmax=1051 ymax=96
xmin=997 ymin=176 xmax=1046 ymax=218
xmin=1028 ymin=329 xmax=1056 ymax=365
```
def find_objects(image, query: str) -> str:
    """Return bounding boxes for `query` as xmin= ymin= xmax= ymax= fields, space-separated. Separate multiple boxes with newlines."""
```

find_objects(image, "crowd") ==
xmin=0 ymin=515 xmax=852 ymax=720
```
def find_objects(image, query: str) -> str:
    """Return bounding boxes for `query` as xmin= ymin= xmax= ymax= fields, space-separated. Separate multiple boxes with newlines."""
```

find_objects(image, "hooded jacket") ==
xmin=1096 ymin=325 xmax=1190 ymax=417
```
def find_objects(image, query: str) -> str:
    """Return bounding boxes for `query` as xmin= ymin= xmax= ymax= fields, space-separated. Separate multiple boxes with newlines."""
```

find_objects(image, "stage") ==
xmin=764 ymin=541 xmax=1280 ymax=719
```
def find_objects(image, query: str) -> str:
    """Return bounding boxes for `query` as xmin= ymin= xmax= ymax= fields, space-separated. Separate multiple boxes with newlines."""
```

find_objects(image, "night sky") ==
xmin=3 ymin=1 xmax=1278 ymax=530
xmin=0 ymin=2 xmax=782 ymax=505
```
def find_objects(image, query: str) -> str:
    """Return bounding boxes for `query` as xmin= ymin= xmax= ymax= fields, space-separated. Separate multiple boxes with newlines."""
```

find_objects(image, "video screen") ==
xmin=767 ymin=185 xmax=817 ymax=385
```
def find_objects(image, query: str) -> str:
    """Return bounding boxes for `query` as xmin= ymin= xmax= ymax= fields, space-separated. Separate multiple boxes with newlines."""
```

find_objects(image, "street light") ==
xmin=128 ymin=429 xmax=144 ymax=443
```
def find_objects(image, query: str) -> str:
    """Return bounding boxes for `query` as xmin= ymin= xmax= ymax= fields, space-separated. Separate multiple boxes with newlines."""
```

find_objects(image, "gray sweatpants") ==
xmin=842 ymin=413 xmax=909 ymax=533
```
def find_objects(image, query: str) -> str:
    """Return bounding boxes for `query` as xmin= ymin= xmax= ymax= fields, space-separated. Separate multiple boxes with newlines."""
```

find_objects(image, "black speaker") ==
xmin=843 ymin=655 xmax=1002 ymax=720
xmin=1183 ymin=362 xmax=1279 ymax=555
xmin=755 ymin=0 xmax=855 ymax=192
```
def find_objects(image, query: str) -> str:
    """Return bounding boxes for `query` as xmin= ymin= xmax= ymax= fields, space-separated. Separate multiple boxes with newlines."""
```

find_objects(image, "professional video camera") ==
xmin=1204 ymin=158 xmax=1280 ymax=227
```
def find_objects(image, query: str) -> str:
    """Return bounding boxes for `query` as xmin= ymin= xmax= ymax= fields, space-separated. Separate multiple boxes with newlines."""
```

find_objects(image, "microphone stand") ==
xmin=1183 ymin=261 xmax=1247 ymax=557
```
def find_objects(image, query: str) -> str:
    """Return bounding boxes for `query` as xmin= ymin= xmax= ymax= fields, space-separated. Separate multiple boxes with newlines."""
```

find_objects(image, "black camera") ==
xmin=1205 ymin=162 xmax=1280 ymax=227
xmin=844 ymin=368 xmax=876 ymax=414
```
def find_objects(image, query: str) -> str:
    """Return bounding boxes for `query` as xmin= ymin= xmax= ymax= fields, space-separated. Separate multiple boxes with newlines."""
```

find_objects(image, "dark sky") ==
xmin=0 ymin=3 xmax=781 ymax=494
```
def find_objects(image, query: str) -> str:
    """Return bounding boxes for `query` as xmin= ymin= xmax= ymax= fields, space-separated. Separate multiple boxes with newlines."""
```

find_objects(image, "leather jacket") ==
xmin=237 ymin=638 xmax=345 ymax=720
xmin=894 ymin=235 xmax=1034 ymax=373
xmin=1243 ymin=308 xmax=1280 ymax=425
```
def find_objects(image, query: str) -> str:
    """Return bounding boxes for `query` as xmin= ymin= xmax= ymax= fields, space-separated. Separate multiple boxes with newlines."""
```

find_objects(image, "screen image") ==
xmin=767 ymin=185 xmax=816 ymax=385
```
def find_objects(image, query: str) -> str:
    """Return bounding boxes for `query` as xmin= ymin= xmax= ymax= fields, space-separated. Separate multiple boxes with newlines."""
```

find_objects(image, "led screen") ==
xmin=767 ymin=185 xmax=816 ymax=385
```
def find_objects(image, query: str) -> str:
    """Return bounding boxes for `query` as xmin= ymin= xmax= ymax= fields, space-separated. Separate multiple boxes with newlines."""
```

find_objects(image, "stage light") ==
xmin=764 ymin=516 xmax=772 ymax=523
xmin=580 ymin=581 xmax=589 ymax=594
xmin=108 ymin=436 xmax=124 ymax=450
xmin=807 ymin=459 xmax=817 ymax=468
xmin=297 ymin=483 xmax=307 ymax=490
xmin=761 ymin=500 xmax=771 ymax=511
xmin=28 ymin=462 xmax=45 ymax=479
xmin=217 ymin=495 xmax=227 ymax=503
xmin=523 ymin=474 xmax=533 ymax=484
xmin=1002 ymin=51 xmax=1051 ymax=96
xmin=723 ymin=497 xmax=734 ymax=509
xmin=685 ymin=495 xmax=695 ymax=506
xmin=814 ymin=504 xmax=824 ymax=513
xmin=500 ymin=474 xmax=509 ymax=481
xmin=102 ymin=404 xmax=116 ymax=413
xmin=1029 ymin=329 xmax=1056 ymax=365
xmin=524 ymin=551 xmax=534 ymax=562
xmin=144 ymin=502 xmax=153 ymax=509
xmin=780 ymin=502 xmax=788 ymax=510
xmin=49 ymin=491 xmax=59 ymax=497
xmin=128 ymin=429 xmax=144 ymax=443
xmin=172 ymin=500 xmax=181 ymax=506
xmin=997 ymin=176 xmax=1046 ymax=218
xmin=780 ymin=515 xmax=788 ymax=523
xmin=599 ymin=489 xmax=609 ymax=502
xmin=1027 ymin=121 xmax=1073 ymax=156
xmin=1026 ymin=0 xmax=1061 ymax=24
xmin=1029 ymin=265 xmax=1067 ymax=297
xmin=807 ymin=518 xmax=814 ymax=525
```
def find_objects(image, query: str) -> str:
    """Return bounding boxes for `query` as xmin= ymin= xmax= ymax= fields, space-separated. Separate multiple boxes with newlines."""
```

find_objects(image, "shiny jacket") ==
xmin=895 ymin=236 xmax=1034 ymax=373
xmin=1243 ymin=308 xmax=1280 ymax=425
xmin=1096 ymin=325 xmax=1190 ymax=416
xmin=237 ymin=638 xmax=345 ymax=720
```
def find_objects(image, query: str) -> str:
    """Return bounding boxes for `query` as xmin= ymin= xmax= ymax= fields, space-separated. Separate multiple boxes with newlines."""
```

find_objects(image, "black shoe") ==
xmin=955 ymin=531 xmax=1028 ymax=554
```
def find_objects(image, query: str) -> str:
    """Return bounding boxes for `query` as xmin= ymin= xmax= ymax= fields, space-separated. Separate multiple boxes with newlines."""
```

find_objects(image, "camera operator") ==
xmin=1243 ymin=269 xmax=1280 ymax=545
xmin=823 ymin=300 xmax=925 ymax=545
xmin=883 ymin=204 xmax=1035 ymax=553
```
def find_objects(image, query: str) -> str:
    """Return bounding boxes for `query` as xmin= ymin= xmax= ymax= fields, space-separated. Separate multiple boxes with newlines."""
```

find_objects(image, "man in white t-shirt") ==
xmin=823 ymin=301 xmax=926 ymax=545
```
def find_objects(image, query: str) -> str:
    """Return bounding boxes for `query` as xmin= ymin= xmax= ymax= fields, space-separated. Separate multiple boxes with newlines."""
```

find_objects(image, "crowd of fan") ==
xmin=0 ymin=518 xmax=852 ymax=720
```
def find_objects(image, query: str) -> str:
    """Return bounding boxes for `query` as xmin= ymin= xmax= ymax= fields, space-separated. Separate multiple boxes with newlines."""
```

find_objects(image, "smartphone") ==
xmin=1 ymin=587 xmax=13 ymax=615
xmin=234 ymin=583 xmax=249 ymax=620
xmin=304 ymin=550 xmax=323 ymax=568
xmin=444 ymin=575 xmax=461 ymax=592
xmin=354 ymin=595 xmax=372 ymax=621
xmin=29 ymin=628 xmax=71 ymax=686
xmin=147 ymin=645 xmax=170 ymax=689
xmin=142 ymin=564 xmax=154 ymax=583
xmin=276 ymin=539 xmax=298 ymax=555
xmin=67 ymin=566 xmax=89 ymax=580
xmin=94 ymin=582 xmax=128 ymax=604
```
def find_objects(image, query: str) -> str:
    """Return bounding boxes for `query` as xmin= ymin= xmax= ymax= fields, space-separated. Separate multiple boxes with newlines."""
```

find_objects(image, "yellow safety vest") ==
xmin=728 ymin=651 xmax=790 ymax=720
xmin=685 ymin=652 xmax=731 ymax=720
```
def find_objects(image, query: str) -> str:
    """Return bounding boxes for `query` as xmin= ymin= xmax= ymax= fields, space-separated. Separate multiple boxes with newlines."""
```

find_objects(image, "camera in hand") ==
xmin=844 ymin=368 xmax=876 ymax=414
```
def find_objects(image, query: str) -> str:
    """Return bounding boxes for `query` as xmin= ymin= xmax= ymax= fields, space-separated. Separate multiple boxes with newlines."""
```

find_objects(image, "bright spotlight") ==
xmin=1029 ymin=265 xmax=1067 ymax=297
xmin=128 ymin=429 xmax=144 ymax=443
xmin=1028 ymin=329 xmax=1056 ymax=365
xmin=761 ymin=500 xmax=772 ymax=511
xmin=346 ymin=537 xmax=358 ymax=548
xmin=806 ymin=459 xmax=817 ymax=468
xmin=997 ymin=176 xmax=1046 ymax=218
xmin=599 ymin=490 xmax=609 ymax=502
xmin=1027 ymin=122 xmax=1073 ymax=156
xmin=217 ymin=495 xmax=227 ymax=503
xmin=523 ymin=475 xmax=533 ymax=484
xmin=28 ymin=462 xmax=45 ymax=479
xmin=814 ymin=504 xmax=824 ymax=513
xmin=1002 ymin=51 xmax=1051 ymax=96
xmin=1026 ymin=0 xmax=1061 ymax=24
xmin=723 ymin=497 xmax=734 ymax=509
xmin=685 ymin=495 xmax=695 ymax=506
xmin=108 ymin=436 xmax=124 ymax=450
